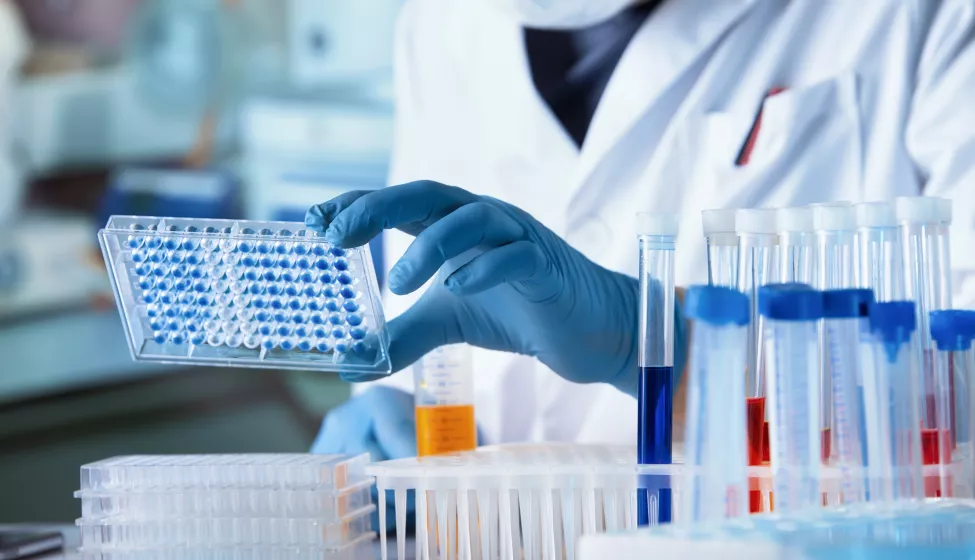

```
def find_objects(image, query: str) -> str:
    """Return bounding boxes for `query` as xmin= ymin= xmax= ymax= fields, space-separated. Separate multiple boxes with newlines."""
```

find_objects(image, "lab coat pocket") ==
xmin=692 ymin=71 xmax=863 ymax=211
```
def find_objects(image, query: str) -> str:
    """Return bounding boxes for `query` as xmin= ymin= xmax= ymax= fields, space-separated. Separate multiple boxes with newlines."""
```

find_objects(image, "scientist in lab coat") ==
xmin=310 ymin=0 xmax=975 ymax=463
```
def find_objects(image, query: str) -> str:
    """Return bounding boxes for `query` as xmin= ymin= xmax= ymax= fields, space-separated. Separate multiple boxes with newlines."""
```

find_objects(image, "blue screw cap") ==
xmin=758 ymin=283 xmax=822 ymax=321
xmin=868 ymin=301 xmax=916 ymax=346
xmin=930 ymin=310 xmax=975 ymax=352
xmin=822 ymin=289 xmax=874 ymax=319
xmin=684 ymin=285 xmax=750 ymax=326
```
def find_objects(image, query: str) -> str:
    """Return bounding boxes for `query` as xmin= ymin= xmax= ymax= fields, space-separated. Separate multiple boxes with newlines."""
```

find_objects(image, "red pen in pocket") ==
xmin=735 ymin=87 xmax=786 ymax=167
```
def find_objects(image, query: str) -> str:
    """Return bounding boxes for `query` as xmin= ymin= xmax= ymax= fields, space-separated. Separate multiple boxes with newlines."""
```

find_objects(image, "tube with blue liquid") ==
xmin=861 ymin=301 xmax=923 ymax=502
xmin=759 ymin=283 xmax=823 ymax=513
xmin=637 ymin=212 xmax=678 ymax=526
xmin=682 ymin=285 xmax=750 ymax=522
xmin=822 ymin=289 xmax=874 ymax=504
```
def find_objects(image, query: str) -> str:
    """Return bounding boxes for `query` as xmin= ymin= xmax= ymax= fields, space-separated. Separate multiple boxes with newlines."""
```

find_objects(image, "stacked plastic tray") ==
xmin=75 ymin=454 xmax=376 ymax=559
xmin=579 ymin=499 xmax=975 ymax=559
xmin=368 ymin=443 xmax=782 ymax=560
xmin=97 ymin=216 xmax=391 ymax=375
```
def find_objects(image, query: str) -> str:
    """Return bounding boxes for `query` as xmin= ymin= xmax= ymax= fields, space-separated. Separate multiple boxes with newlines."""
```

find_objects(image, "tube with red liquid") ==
xmin=735 ymin=209 xmax=777 ymax=511
xmin=927 ymin=311 xmax=975 ymax=498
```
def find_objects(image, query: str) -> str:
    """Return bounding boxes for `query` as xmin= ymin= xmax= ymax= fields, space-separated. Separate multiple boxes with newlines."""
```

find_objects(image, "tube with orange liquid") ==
xmin=414 ymin=344 xmax=477 ymax=457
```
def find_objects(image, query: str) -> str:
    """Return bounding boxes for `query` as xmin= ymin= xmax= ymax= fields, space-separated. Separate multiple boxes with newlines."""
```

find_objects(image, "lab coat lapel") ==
xmin=568 ymin=0 xmax=759 ymax=208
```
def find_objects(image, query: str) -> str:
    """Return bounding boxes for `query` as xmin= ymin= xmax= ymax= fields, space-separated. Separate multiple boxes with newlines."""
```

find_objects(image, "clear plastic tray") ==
xmin=76 ymin=506 xmax=375 ymax=549
xmin=78 ymin=532 xmax=376 ymax=560
xmin=80 ymin=454 xmax=371 ymax=493
xmin=77 ymin=480 xmax=374 ymax=521
xmin=579 ymin=499 xmax=975 ymax=560
xmin=98 ymin=216 xmax=391 ymax=375
xmin=367 ymin=444 xmax=780 ymax=560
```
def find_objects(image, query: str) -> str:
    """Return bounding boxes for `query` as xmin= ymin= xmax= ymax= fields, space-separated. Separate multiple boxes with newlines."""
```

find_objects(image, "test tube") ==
xmin=822 ymin=289 xmax=874 ymax=504
xmin=776 ymin=207 xmax=817 ymax=285
xmin=759 ymin=283 xmax=823 ymax=513
xmin=935 ymin=198 xmax=953 ymax=310
xmin=681 ymin=285 xmax=750 ymax=522
xmin=855 ymin=201 xmax=903 ymax=302
xmin=702 ymin=209 xmax=738 ymax=288
xmin=413 ymin=344 xmax=477 ymax=457
xmin=637 ymin=212 xmax=678 ymax=526
xmin=927 ymin=311 xmax=975 ymax=498
xmin=813 ymin=203 xmax=857 ymax=464
xmin=861 ymin=301 xmax=923 ymax=502
xmin=735 ymin=208 xmax=778 ymax=486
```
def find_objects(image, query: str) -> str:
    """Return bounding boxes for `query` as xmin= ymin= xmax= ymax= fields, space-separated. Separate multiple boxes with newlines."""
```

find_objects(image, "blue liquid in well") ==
xmin=638 ymin=365 xmax=674 ymax=526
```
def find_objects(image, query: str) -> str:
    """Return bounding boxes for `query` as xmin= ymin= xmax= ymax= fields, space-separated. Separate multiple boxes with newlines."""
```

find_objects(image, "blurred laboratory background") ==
xmin=0 ymin=0 xmax=399 ymax=522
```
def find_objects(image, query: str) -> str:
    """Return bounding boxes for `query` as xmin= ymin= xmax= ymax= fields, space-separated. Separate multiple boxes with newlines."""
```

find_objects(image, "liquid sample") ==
xmin=638 ymin=366 xmax=673 ymax=526
xmin=746 ymin=397 xmax=766 ymax=465
xmin=821 ymin=428 xmax=832 ymax=464
xmin=921 ymin=428 xmax=951 ymax=466
xmin=746 ymin=396 xmax=766 ymax=513
xmin=762 ymin=422 xmax=771 ymax=463
xmin=415 ymin=404 xmax=477 ymax=457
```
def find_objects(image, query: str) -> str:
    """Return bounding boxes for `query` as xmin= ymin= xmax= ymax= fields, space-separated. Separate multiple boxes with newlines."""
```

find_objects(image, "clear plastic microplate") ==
xmin=579 ymin=499 xmax=975 ymax=560
xmin=367 ymin=443 xmax=787 ymax=560
xmin=76 ymin=532 xmax=376 ymax=560
xmin=77 ymin=479 xmax=374 ymax=521
xmin=98 ymin=216 xmax=391 ymax=375
xmin=76 ymin=510 xmax=375 ymax=549
xmin=78 ymin=454 xmax=372 ymax=493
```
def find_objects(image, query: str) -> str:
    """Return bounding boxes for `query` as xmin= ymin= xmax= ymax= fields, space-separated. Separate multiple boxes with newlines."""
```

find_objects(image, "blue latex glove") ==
xmin=311 ymin=385 xmax=417 ymax=531
xmin=306 ymin=181 xmax=687 ymax=395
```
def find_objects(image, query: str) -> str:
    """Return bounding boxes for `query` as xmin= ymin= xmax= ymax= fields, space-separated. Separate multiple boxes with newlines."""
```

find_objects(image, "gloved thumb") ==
xmin=386 ymin=288 xmax=464 ymax=373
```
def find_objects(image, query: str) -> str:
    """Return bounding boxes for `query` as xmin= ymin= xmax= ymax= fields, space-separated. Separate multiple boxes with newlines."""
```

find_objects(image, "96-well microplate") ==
xmin=98 ymin=216 xmax=391 ymax=375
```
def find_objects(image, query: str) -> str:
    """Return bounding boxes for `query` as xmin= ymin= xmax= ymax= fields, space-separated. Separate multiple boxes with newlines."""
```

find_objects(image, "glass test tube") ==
xmin=637 ymin=212 xmax=677 ymax=526
xmin=813 ymin=204 xmax=857 ymax=464
xmin=855 ymin=201 xmax=903 ymax=302
xmin=776 ymin=207 xmax=817 ymax=285
xmin=702 ymin=209 xmax=739 ymax=288
xmin=822 ymin=289 xmax=874 ymax=504
xmin=682 ymin=285 xmax=750 ymax=522
xmin=927 ymin=311 xmax=974 ymax=499
xmin=861 ymin=301 xmax=923 ymax=502
xmin=735 ymin=208 xmax=778 ymax=479
xmin=413 ymin=344 xmax=477 ymax=457
xmin=935 ymin=198 xmax=953 ymax=310
xmin=759 ymin=284 xmax=823 ymax=513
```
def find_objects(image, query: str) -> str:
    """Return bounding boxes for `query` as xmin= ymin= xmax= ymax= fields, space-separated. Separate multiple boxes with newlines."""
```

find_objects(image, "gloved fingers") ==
xmin=309 ymin=396 xmax=373 ymax=454
xmin=372 ymin=402 xmax=418 ymax=460
xmin=389 ymin=202 xmax=525 ymax=295
xmin=386 ymin=290 xmax=464 ymax=372
xmin=305 ymin=190 xmax=372 ymax=232
xmin=325 ymin=181 xmax=477 ymax=248
xmin=443 ymin=240 xmax=548 ymax=296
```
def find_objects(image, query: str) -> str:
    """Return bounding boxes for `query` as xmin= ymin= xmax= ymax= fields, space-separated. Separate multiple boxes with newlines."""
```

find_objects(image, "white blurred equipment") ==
xmin=288 ymin=0 xmax=400 ymax=88
xmin=0 ymin=0 xmax=30 ymax=223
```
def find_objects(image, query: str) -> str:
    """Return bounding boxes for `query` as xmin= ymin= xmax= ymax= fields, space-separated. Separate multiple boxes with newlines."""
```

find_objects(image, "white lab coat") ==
xmin=364 ymin=0 xmax=975 ymax=448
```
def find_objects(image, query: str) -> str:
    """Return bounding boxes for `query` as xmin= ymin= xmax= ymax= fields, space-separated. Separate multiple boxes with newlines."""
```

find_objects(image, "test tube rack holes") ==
xmin=98 ymin=217 xmax=392 ymax=374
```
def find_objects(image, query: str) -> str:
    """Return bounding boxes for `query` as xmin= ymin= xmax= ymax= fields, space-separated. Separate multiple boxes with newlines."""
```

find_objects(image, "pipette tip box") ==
xmin=98 ymin=216 xmax=391 ymax=375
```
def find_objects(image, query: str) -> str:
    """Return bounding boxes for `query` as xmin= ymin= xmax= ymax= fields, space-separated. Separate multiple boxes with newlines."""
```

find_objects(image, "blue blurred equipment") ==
xmin=305 ymin=180 xmax=687 ymax=391
xmin=312 ymin=385 xmax=417 ymax=531
xmin=99 ymin=167 xmax=238 ymax=224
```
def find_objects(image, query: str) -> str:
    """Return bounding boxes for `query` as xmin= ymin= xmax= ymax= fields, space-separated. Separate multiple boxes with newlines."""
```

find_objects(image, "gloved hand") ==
xmin=306 ymin=180 xmax=687 ymax=395
xmin=311 ymin=385 xmax=417 ymax=531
